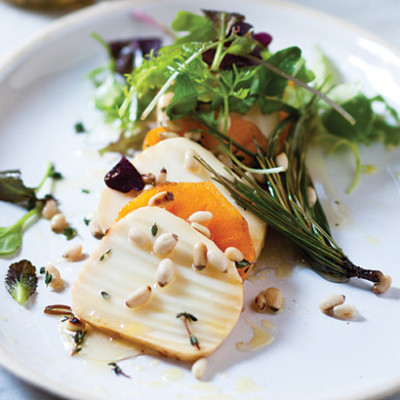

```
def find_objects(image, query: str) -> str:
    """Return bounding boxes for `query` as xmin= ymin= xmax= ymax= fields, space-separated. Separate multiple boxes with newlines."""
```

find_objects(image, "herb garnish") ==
xmin=99 ymin=248 xmax=111 ymax=261
xmin=235 ymin=259 xmax=253 ymax=275
xmin=44 ymin=270 xmax=53 ymax=287
xmin=151 ymin=222 xmax=158 ymax=237
xmin=100 ymin=291 xmax=110 ymax=300
xmin=108 ymin=362 xmax=131 ymax=378
xmin=176 ymin=312 xmax=200 ymax=350
xmin=71 ymin=329 xmax=87 ymax=356
xmin=0 ymin=162 xmax=61 ymax=256
xmin=62 ymin=227 xmax=78 ymax=241
xmin=81 ymin=188 xmax=90 ymax=194
xmin=74 ymin=122 xmax=86 ymax=134
xmin=40 ymin=266 xmax=53 ymax=287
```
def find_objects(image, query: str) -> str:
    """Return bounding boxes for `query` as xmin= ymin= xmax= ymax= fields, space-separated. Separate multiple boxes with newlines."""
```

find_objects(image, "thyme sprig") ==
xmin=198 ymin=99 xmax=385 ymax=287
xmin=176 ymin=312 xmax=200 ymax=350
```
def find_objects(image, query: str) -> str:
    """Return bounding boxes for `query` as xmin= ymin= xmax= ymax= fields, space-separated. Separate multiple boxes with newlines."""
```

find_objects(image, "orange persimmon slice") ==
xmin=142 ymin=126 xmax=168 ymax=150
xmin=142 ymin=114 xmax=266 ymax=164
xmin=117 ymin=181 xmax=256 ymax=280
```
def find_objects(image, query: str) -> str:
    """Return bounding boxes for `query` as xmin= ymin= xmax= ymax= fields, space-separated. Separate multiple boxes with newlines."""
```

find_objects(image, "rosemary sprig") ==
xmin=198 ymin=100 xmax=385 ymax=288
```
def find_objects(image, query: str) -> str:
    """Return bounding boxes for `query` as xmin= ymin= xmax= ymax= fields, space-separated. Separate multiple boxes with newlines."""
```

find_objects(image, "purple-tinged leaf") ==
xmin=109 ymin=38 xmax=162 ymax=75
xmin=254 ymin=32 xmax=272 ymax=48
xmin=104 ymin=156 xmax=144 ymax=193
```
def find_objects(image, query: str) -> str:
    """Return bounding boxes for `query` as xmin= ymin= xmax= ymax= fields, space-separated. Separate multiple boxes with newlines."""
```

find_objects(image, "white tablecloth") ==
xmin=0 ymin=0 xmax=399 ymax=399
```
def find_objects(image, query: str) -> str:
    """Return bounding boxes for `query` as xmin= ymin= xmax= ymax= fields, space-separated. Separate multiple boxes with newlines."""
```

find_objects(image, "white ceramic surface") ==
xmin=0 ymin=1 xmax=400 ymax=399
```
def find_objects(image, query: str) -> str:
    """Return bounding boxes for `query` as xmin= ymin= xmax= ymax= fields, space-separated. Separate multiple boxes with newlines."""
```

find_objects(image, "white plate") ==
xmin=1 ymin=1 xmax=400 ymax=399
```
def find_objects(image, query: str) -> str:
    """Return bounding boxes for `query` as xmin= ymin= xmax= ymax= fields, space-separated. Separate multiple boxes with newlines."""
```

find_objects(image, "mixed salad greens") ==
xmin=88 ymin=10 xmax=399 ymax=288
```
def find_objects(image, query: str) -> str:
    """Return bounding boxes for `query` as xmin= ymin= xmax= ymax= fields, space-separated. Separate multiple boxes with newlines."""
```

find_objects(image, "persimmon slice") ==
xmin=142 ymin=114 xmax=267 ymax=163
xmin=118 ymin=181 xmax=256 ymax=280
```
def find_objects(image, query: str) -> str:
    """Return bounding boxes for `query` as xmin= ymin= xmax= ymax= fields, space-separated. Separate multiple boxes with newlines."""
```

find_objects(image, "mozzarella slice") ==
xmin=72 ymin=206 xmax=243 ymax=361
xmin=97 ymin=137 xmax=266 ymax=256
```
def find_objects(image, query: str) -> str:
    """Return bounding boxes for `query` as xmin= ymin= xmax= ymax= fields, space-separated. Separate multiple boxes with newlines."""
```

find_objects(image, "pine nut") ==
xmin=184 ymin=149 xmax=200 ymax=172
xmin=128 ymin=227 xmax=150 ymax=249
xmin=158 ymin=92 xmax=173 ymax=109
xmin=141 ymin=173 xmax=156 ymax=185
xmin=125 ymin=285 xmax=152 ymax=308
xmin=88 ymin=218 xmax=104 ymax=239
xmin=373 ymin=275 xmax=392 ymax=294
xmin=224 ymin=247 xmax=244 ymax=262
xmin=188 ymin=211 xmax=213 ymax=224
xmin=45 ymin=265 xmax=63 ymax=289
xmin=153 ymin=233 xmax=179 ymax=256
xmin=276 ymin=152 xmax=288 ymax=171
xmin=216 ymin=153 xmax=233 ymax=168
xmin=318 ymin=294 xmax=345 ymax=313
xmin=184 ymin=131 xmax=202 ymax=142
xmin=193 ymin=242 xmax=208 ymax=270
xmin=332 ymin=303 xmax=356 ymax=319
xmin=244 ymin=171 xmax=256 ymax=183
xmin=161 ymin=120 xmax=182 ymax=132
xmin=254 ymin=173 xmax=266 ymax=184
xmin=253 ymin=292 xmax=267 ymax=312
xmin=191 ymin=358 xmax=207 ymax=380
xmin=307 ymin=186 xmax=317 ymax=207
xmin=160 ymin=130 xmax=179 ymax=139
xmin=265 ymin=287 xmax=284 ymax=312
xmin=66 ymin=316 xmax=87 ymax=332
xmin=148 ymin=191 xmax=174 ymax=208
xmin=190 ymin=222 xmax=211 ymax=238
xmin=41 ymin=199 xmax=58 ymax=219
xmin=156 ymin=258 xmax=176 ymax=287
xmin=207 ymin=249 xmax=229 ymax=273
xmin=50 ymin=213 xmax=68 ymax=232
xmin=63 ymin=243 xmax=83 ymax=262
xmin=218 ymin=115 xmax=231 ymax=131
xmin=156 ymin=168 xmax=167 ymax=185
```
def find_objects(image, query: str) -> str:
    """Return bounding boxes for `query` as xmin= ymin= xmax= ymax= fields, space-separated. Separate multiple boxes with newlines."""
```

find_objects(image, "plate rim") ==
xmin=1 ymin=1 xmax=400 ymax=399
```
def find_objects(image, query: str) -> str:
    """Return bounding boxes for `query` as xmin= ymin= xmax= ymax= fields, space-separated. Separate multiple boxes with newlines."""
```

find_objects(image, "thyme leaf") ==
xmin=72 ymin=329 xmax=87 ymax=356
xmin=62 ymin=227 xmax=77 ymax=241
xmin=108 ymin=362 xmax=131 ymax=378
xmin=151 ymin=222 xmax=158 ymax=237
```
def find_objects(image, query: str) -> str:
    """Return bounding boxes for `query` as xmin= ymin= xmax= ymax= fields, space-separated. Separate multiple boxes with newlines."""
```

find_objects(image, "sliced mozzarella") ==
xmin=97 ymin=137 xmax=266 ymax=256
xmin=72 ymin=206 xmax=243 ymax=361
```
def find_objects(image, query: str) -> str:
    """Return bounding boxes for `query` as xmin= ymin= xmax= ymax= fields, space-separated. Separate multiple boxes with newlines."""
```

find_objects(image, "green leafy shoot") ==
xmin=5 ymin=259 xmax=38 ymax=304
xmin=0 ymin=162 xmax=61 ymax=256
